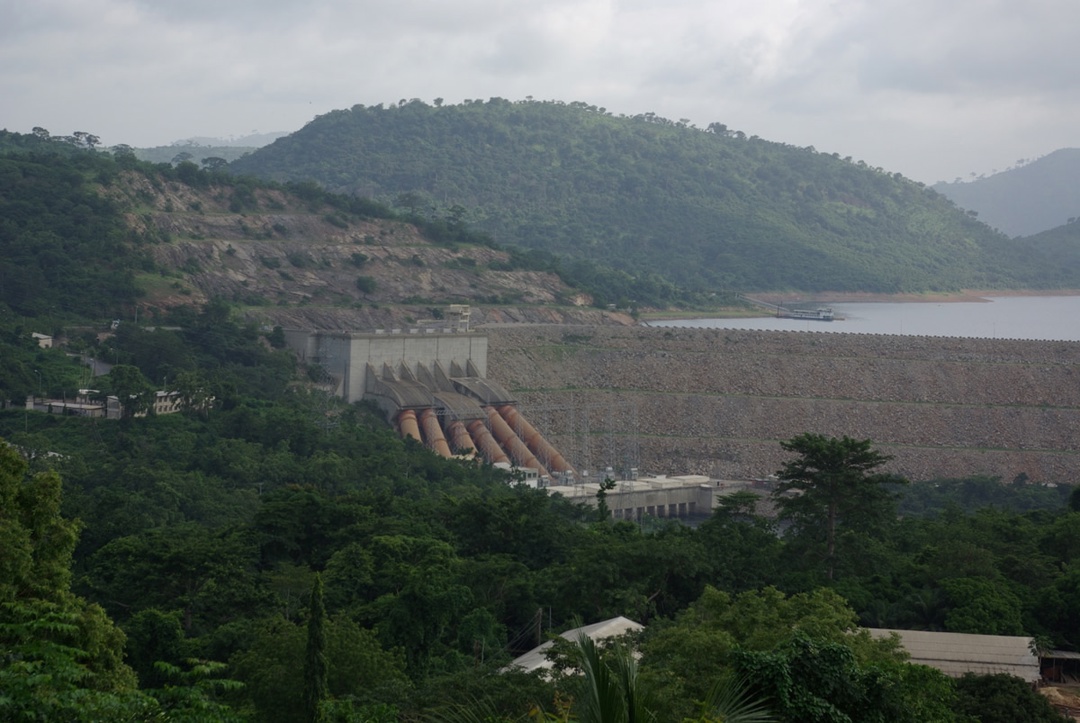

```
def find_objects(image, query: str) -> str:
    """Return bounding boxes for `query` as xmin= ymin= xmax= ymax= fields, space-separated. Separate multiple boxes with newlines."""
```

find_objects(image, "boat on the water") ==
xmin=785 ymin=307 xmax=835 ymax=321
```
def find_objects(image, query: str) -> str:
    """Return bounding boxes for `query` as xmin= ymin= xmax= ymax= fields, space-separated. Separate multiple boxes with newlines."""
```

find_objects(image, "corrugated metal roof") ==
xmin=505 ymin=616 xmax=644 ymax=674
xmin=867 ymin=628 xmax=1040 ymax=682
xmin=1047 ymin=650 xmax=1080 ymax=661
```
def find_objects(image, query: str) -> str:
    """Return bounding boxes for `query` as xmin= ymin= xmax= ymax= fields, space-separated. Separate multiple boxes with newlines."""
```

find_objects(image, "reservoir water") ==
xmin=647 ymin=296 xmax=1080 ymax=341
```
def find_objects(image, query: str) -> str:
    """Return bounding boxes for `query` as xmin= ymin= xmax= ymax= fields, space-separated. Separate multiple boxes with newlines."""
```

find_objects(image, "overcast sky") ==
xmin=3 ymin=0 xmax=1077 ymax=184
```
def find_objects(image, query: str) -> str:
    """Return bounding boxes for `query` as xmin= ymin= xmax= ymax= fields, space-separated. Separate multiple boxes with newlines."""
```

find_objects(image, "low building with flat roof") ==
xmin=546 ymin=474 xmax=713 ymax=522
xmin=504 ymin=617 xmax=644 ymax=675
xmin=867 ymin=628 xmax=1039 ymax=682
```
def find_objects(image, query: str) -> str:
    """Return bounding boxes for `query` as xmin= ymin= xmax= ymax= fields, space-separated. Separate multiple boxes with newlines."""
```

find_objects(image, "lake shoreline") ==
xmin=757 ymin=289 xmax=1080 ymax=305
xmin=640 ymin=289 xmax=1080 ymax=323
xmin=644 ymin=295 xmax=1080 ymax=341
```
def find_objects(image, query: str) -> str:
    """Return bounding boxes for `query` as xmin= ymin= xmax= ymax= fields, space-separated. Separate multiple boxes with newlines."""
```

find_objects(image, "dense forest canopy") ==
xmin=2 ymin=383 xmax=1077 ymax=719
xmin=230 ymin=98 xmax=1075 ymax=294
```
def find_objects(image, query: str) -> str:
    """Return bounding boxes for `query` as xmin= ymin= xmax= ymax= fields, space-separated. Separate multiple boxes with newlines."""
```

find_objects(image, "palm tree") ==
xmin=692 ymin=675 xmax=775 ymax=723
xmin=573 ymin=632 xmax=657 ymax=723
xmin=428 ymin=633 xmax=773 ymax=723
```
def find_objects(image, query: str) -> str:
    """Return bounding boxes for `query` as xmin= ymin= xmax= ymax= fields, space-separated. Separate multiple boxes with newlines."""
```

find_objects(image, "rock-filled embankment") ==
xmin=486 ymin=325 xmax=1080 ymax=485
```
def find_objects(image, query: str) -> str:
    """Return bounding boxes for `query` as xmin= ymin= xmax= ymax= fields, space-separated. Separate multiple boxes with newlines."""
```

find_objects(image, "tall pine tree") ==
xmin=302 ymin=574 xmax=329 ymax=723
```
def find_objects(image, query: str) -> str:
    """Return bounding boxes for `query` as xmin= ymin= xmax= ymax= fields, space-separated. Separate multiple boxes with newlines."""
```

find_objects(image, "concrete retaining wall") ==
xmin=486 ymin=325 xmax=1080 ymax=485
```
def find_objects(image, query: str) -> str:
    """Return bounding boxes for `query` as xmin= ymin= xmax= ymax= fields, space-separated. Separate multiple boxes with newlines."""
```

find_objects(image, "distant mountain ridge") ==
xmin=131 ymin=132 xmax=289 ymax=165
xmin=231 ymin=98 xmax=1026 ymax=294
xmin=933 ymin=148 xmax=1080 ymax=237
xmin=177 ymin=131 xmax=288 ymax=147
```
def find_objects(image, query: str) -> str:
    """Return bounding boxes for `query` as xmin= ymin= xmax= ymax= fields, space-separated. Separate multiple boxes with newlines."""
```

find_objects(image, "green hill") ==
xmin=231 ymin=98 xmax=1033 ymax=294
xmin=0 ymin=130 xmax=635 ymax=356
xmin=999 ymin=218 xmax=1080 ymax=287
xmin=933 ymin=148 xmax=1080 ymax=237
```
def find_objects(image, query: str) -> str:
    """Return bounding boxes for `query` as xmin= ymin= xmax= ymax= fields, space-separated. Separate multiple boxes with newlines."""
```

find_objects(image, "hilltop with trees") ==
xmin=230 ymin=98 xmax=1077 ymax=295
xmin=0 ymin=128 xmax=666 ymax=344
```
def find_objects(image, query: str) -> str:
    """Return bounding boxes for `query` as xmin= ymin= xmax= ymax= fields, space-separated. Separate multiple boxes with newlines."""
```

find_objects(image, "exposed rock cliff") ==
xmin=105 ymin=171 xmax=634 ymax=329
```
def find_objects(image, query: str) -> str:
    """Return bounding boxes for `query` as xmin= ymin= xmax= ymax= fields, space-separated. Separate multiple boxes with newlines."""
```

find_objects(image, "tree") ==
xmin=145 ymin=657 xmax=244 ymax=721
xmin=172 ymin=370 xmax=213 ymax=415
xmin=303 ymin=575 xmax=329 ymax=723
xmin=952 ymin=673 xmax=1070 ymax=723
xmin=0 ymin=440 xmax=157 ymax=719
xmin=266 ymin=326 xmax=287 ymax=349
xmin=434 ymin=629 xmax=776 ymax=722
xmin=231 ymin=615 xmax=410 ymax=722
xmin=355 ymin=276 xmax=377 ymax=295
xmin=638 ymin=586 xmax=905 ymax=719
xmin=73 ymin=131 xmax=100 ymax=149
xmin=107 ymin=363 xmax=154 ymax=418
xmin=773 ymin=434 xmax=903 ymax=580
xmin=733 ymin=633 xmax=957 ymax=723
xmin=86 ymin=523 xmax=265 ymax=634
xmin=941 ymin=577 xmax=1024 ymax=636
xmin=595 ymin=477 xmax=617 ymax=521
xmin=123 ymin=608 xmax=186 ymax=689
xmin=572 ymin=631 xmax=659 ymax=723
xmin=201 ymin=157 xmax=228 ymax=171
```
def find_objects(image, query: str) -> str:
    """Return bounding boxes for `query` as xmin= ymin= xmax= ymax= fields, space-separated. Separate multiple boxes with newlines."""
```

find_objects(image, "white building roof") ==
xmin=505 ymin=616 xmax=644 ymax=674
xmin=867 ymin=628 xmax=1039 ymax=682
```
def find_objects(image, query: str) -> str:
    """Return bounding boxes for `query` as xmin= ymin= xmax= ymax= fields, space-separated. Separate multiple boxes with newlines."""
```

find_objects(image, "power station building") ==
xmin=282 ymin=325 xmax=574 ymax=483
xmin=283 ymin=315 xmax=712 ymax=520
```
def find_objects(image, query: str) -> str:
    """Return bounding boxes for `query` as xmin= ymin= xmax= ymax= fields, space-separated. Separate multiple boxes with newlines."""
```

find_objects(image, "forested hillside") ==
xmin=231 ymin=98 xmax=1047 ymax=294
xmin=0 ymin=133 xmax=143 ymax=319
xmin=933 ymin=148 xmax=1080 ymax=237
xmin=0 ymin=130 xmax=665 ymax=342
xmin=989 ymin=217 xmax=1080 ymax=288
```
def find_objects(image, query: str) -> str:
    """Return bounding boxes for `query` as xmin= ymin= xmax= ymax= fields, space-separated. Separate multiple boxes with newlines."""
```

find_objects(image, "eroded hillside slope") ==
xmin=106 ymin=170 xmax=631 ymax=328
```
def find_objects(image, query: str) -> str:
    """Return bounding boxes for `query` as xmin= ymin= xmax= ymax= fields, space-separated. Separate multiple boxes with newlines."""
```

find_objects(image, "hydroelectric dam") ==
xmin=286 ymin=318 xmax=1080 ymax=492
xmin=485 ymin=324 xmax=1080 ymax=488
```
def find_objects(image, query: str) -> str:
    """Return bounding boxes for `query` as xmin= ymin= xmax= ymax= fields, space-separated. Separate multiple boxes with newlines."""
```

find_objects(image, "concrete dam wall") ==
xmin=485 ymin=325 xmax=1080 ymax=486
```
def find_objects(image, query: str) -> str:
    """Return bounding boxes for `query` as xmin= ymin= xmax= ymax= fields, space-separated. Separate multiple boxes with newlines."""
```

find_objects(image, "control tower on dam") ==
xmin=282 ymin=324 xmax=575 ymax=485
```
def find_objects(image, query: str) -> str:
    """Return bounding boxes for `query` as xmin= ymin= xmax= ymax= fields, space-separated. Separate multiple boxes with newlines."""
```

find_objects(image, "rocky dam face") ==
xmin=486 ymin=325 xmax=1080 ymax=486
